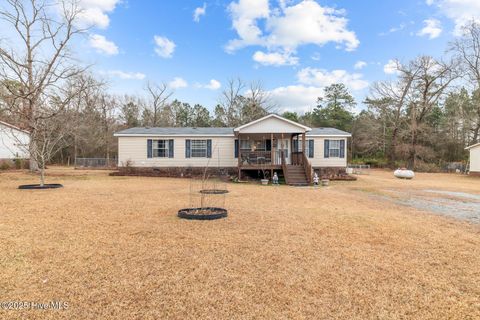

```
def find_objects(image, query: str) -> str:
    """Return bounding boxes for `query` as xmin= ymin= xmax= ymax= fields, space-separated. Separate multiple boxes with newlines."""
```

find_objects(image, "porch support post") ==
xmin=290 ymin=134 xmax=294 ymax=159
xmin=238 ymin=133 xmax=241 ymax=180
xmin=270 ymin=133 xmax=274 ymax=177
xmin=302 ymin=132 xmax=306 ymax=154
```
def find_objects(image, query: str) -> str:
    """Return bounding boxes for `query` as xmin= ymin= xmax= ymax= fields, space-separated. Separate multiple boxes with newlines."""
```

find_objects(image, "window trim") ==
xmin=151 ymin=139 xmax=169 ymax=158
xmin=328 ymin=140 xmax=341 ymax=158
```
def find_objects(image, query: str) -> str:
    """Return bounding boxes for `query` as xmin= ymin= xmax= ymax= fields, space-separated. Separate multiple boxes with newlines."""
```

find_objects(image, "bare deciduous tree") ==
xmin=366 ymin=59 xmax=419 ymax=166
xmin=144 ymin=81 xmax=172 ymax=126
xmin=450 ymin=20 xmax=480 ymax=143
xmin=406 ymin=56 xmax=458 ymax=169
xmin=0 ymin=0 xmax=88 ymax=185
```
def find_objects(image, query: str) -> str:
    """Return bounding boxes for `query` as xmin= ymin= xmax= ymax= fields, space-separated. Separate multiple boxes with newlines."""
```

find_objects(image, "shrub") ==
xmin=414 ymin=161 xmax=441 ymax=173
xmin=0 ymin=161 xmax=11 ymax=170
xmin=351 ymin=157 xmax=389 ymax=168
xmin=14 ymin=158 xmax=25 ymax=169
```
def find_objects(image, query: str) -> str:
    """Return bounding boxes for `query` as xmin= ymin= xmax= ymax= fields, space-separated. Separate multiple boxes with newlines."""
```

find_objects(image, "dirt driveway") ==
xmin=346 ymin=170 xmax=480 ymax=224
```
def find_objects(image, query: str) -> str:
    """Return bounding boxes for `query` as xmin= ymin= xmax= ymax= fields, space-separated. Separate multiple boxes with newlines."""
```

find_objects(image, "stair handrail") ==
xmin=280 ymin=150 xmax=289 ymax=184
xmin=302 ymin=151 xmax=313 ymax=184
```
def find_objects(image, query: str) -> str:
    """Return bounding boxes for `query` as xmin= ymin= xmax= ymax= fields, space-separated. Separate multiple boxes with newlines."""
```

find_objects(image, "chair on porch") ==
xmin=248 ymin=152 xmax=258 ymax=165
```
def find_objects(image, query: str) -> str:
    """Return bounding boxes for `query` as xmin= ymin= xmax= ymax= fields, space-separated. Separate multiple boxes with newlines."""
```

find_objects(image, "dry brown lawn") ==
xmin=0 ymin=167 xmax=479 ymax=319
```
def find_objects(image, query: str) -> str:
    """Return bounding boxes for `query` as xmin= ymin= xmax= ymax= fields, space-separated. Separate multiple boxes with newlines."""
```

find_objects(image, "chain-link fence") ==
xmin=75 ymin=158 xmax=117 ymax=169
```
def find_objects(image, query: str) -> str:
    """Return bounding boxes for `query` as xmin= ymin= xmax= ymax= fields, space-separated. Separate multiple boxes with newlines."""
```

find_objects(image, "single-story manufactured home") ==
xmin=114 ymin=114 xmax=351 ymax=185
xmin=0 ymin=120 xmax=30 ymax=161
xmin=466 ymin=143 xmax=480 ymax=176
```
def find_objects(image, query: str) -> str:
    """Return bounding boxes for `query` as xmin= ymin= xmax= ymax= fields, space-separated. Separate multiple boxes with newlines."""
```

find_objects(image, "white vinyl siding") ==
xmin=117 ymin=135 xmax=348 ymax=169
xmin=118 ymin=136 xmax=237 ymax=167
xmin=0 ymin=123 xmax=30 ymax=159
xmin=307 ymin=137 xmax=348 ymax=168
xmin=470 ymin=146 xmax=480 ymax=173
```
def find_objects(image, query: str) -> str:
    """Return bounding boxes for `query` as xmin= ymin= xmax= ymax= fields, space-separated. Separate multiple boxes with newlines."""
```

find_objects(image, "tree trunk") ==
xmin=40 ymin=167 xmax=45 ymax=187
xmin=388 ymin=127 xmax=398 ymax=168
xmin=29 ymin=140 xmax=39 ymax=172
xmin=408 ymin=128 xmax=418 ymax=170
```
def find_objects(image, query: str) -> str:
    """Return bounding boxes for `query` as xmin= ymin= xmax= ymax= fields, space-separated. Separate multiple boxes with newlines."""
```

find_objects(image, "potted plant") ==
xmin=259 ymin=159 xmax=270 ymax=185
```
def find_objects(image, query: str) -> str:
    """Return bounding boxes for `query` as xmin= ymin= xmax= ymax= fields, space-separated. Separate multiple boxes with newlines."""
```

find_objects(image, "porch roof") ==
xmin=234 ymin=114 xmax=311 ymax=134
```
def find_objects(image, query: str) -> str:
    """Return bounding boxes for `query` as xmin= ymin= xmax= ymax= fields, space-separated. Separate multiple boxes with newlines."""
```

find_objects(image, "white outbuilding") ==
xmin=0 ymin=120 xmax=30 ymax=160
xmin=466 ymin=143 xmax=480 ymax=176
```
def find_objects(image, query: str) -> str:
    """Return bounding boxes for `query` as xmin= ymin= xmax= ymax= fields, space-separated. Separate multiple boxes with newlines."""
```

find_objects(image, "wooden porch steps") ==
xmin=285 ymin=165 xmax=309 ymax=186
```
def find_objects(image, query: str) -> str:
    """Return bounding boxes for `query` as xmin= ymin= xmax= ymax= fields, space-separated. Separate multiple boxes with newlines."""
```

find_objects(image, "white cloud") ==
xmin=417 ymin=18 xmax=442 ymax=39
xmin=193 ymin=3 xmax=207 ymax=22
xmin=154 ymin=36 xmax=176 ymax=58
xmin=269 ymin=85 xmax=322 ymax=113
xmin=253 ymin=50 xmax=299 ymax=66
xmin=379 ymin=22 xmax=407 ymax=36
xmin=89 ymin=34 xmax=119 ymax=55
xmin=169 ymin=77 xmax=188 ymax=89
xmin=77 ymin=0 xmax=120 ymax=29
xmin=268 ymin=67 xmax=368 ymax=112
xmin=297 ymin=67 xmax=369 ymax=91
xmin=204 ymin=79 xmax=221 ymax=90
xmin=384 ymin=59 xmax=400 ymax=74
xmin=226 ymin=0 xmax=359 ymax=63
xmin=427 ymin=0 xmax=480 ymax=33
xmin=195 ymin=79 xmax=222 ymax=90
xmin=227 ymin=0 xmax=270 ymax=51
xmin=354 ymin=61 xmax=367 ymax=70
xmin=103 ymin=70 xmax=146 ymax=80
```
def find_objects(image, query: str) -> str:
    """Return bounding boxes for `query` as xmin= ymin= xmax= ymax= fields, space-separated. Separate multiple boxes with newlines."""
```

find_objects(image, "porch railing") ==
xmin=239 ymin=151 xmax=273 ymax=166
xmin=292 ymin=152 xmax=304 ymax=165
xmin=291 ymin=151 xmax=312 ymax=184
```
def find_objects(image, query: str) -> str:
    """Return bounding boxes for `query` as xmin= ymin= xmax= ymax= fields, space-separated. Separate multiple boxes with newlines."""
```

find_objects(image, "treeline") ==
xmin=1 ymin=0 xmax=480 ymax=174
xmin=1 ymin=77 xmax=275 ymax=163
xmin=280 ymin=23 xmax=480 ymax=171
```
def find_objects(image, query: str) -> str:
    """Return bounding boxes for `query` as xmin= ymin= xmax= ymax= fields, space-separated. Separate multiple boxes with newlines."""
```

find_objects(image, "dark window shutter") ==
xmin=169 ymin=139 xmax=174 ymax=158
xmin=234 ymin=139 xmax=239 ymax=158
xmin=340 ymin=140 xmax=345 ymax=158
xmin=293 ymin=139 xmax=298 ymax=152
xmin=265 ymin=139 xmax=271 ymax=151
xmin=185 ymin=139 xmax=191 ymax=158
xmin=207 ymin=139 xmax=212 ymax=158
xmin=308 ymin=140 xmax=314 ymax=158
xmin=324 ymin=139 xmax=330 ymax=158
xmin=147 ymin=139 xmax=153 ymax=158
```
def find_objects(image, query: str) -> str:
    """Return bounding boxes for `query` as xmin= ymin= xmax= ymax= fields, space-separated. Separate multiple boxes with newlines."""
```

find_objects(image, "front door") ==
xmin=277 ymin=139 xmax=290 ymax=165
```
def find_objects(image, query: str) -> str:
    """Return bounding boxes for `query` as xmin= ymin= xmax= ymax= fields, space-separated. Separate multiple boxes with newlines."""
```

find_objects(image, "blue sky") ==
xmin=73 ymin=0 xmax=479 ymax=113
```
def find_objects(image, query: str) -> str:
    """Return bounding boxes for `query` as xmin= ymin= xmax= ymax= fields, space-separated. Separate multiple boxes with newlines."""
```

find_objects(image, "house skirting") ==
xmin=111 ymin=166 xmax=237 ymax=178
xmin=313 ymin=166 xmax=356 ymax=181
xmin=469 ymin=171 xmax=480 ymax=177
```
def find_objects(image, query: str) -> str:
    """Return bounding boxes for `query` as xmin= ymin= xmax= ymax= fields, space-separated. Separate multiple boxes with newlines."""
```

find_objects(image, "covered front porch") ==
xmin=234 ymin=114 xmax=313 ymax=185
xmin=236 ymin=133 xmax=308 ymax=168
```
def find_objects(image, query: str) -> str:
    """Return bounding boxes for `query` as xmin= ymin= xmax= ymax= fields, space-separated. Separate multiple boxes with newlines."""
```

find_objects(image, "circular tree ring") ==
xmin=199 ymin=189 xmax=229 ymax=194
xmin=18 ymin=184 xmax=63 ymax=190
xmin=178 ymin=207 xmax=227 ymax=220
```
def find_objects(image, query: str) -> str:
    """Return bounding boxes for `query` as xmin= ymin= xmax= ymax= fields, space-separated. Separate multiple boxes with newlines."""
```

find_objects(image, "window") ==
xmin=240 ymin=139 xmax=266 ymax=151
xmin=191 ymin=140 xmax=207 ymax=157
xmin=153 ymin=140 xmax=169 ymax=158
xmin=328 ymin=140 xmax=341 ymax=158
xmin=240 ymin=139 xmax=251 ymax=151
